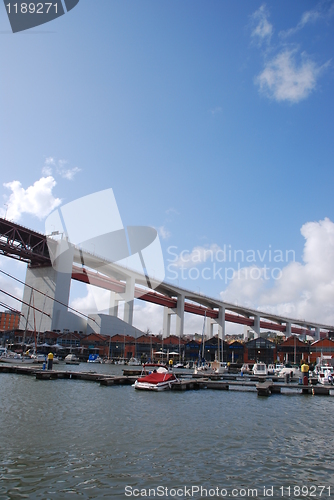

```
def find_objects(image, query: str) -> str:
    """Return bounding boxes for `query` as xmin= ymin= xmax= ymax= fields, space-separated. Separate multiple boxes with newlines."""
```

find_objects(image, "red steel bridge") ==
xmin=0 ymin=217 xmax=332 ymax=336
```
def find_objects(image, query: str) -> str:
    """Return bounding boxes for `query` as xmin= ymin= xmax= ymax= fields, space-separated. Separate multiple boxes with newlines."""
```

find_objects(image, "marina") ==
xmin=1 ymin=363 xmax=334 ymax=396
xmin=1 ymin=362 xmax=334 ymax=499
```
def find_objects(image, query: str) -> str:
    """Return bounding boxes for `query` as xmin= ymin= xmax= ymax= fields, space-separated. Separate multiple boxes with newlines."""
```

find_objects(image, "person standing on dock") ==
xmin=47 ymin=352 xmax=54 ymax=371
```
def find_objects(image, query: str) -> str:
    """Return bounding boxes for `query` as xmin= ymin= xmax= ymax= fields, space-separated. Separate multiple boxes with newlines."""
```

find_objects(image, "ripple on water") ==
xmin=1 ymin=373 xmax=334 ymax=498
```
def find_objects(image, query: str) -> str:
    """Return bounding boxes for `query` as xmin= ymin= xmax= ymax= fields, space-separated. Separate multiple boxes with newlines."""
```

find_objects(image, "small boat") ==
xmin=0 ymin=349 xmax=34 ymax=364
xmin=267 ymin=364 xmax=275 ymax=375
xmin=193 ymin=362 xmax=213 ymax=375
xmin=241 ymin=363 xmax=251 ymax=374
xmin=87 ymin=354 xmax=103 ymax=363
xmin=252 ymin=363 xmax=268 ymax=376
xmin=211 ymin=360 xmax=228 ymax=374
xmin=173 ymin=362 xmax=184 ymax=369
xmin=274 ymin=364 xmax=285 ymax=375
xmin=24 ymin=352 xmax=59 ymax=364
xmin=315 ymin=365 xmax=334 ymax=385
xmin=65 ymin=354 xmax=80 ymax=365
xmin=277 ymin=366 xmax=302 ymax=379
xmin=127 ymin=357 xmax=141 ymax=366
xmin=133 ymin=364 xmax=179 ymax=391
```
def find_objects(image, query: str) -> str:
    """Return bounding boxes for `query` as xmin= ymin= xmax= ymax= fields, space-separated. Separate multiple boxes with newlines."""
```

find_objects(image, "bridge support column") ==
xmin=174 ymin=293 xmax=184 ymax=339
xmin=205 ymin=317 xmax=214 ymax=339
xmin=253 ymin=315 xmax=260 ymax=339
xmin=217 ymin=306 xmax=225 ymax=362
xmin=123 ymin=276 xmax=135 ymax=326
xmin=20 ymin=240 xmax=75 ymax=333
xmin=163 ymin=307 xmax=172 ymax=338
xmin=109 ymin=292 xmax=119 ymax=317
xmin=315 ymin=327 xmax=320 ymax=340
xmin=285 ymin=322 xmax=291 ymax=338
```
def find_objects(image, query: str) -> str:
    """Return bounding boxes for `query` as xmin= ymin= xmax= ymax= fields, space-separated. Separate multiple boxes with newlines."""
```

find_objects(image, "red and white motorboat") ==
xmin=133 ymin=364 xmax=179 ymax=391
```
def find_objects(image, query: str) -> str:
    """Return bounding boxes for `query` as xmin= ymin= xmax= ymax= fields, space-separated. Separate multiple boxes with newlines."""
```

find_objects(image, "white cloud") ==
xmin=158 ymin=226 xmax=171 ymax=240
xmin=172 ymin=244 xmax=224 ymax=269
xmin=251 ymin=4 xmax=273 ymax=44
xmin=210 ymin=107 xmax=222 ymax=115
xmin=280 ymin=2 xmax=334 ymax=38
xmin=70 ymin=285 xmax=113 ymax=316
xmin=42 ymin=157 xmax=81 ymax=180
xmin=2 ymin=176 xmax=61 ymax=222
xmin=255 ymin=50 xmax=328 ymax=103
xmin=220 ymin=218 xmax=334 ymax=326
xmin=0 ymin=257 xmax=25 ymax=312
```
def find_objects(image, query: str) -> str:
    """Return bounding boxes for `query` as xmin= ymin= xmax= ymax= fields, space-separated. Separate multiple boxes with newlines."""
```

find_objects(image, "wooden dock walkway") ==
xmin=1 ymin=363 xmax=333 ymax=396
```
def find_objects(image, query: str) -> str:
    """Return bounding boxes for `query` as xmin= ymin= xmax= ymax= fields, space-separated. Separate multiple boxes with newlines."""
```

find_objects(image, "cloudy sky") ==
xmin=1 ymin=0 xmax=334 ymax=334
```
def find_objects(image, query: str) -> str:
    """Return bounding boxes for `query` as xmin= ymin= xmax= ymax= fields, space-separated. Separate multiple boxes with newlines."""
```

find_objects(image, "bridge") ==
xmin=0 ymin=217 xmax=332 ymax=339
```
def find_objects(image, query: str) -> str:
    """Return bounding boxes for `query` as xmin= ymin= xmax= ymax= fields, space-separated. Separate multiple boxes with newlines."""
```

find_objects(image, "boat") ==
xmin=127 ymin=357 xmax=141 ymax=366
xmin=31 ymin=353 xmax=59 ymax=364
xmin=193 ymin=362 xmax=213 ymax=375
xmin=315 ymin=365 xmax=334 ymax=385
xmin=252 ymin=363 xmax=268 ymax=376
xmin=0 ymin=349 xmax=35 ymax=364
xmin=267 ymin=364 xmax=275 ymax=375
xmin=173 ymin=362 xmax=184 ymax=369
xmin=133 ymin=364 xmax=179 ymax=391
xmin=211 ymin=360 xmax=228 ymax=374
xmin=87 ymin=354 xmax=103 ymax=363
xmin=240 ymin=363 xmax=251 ymax=374
xmin=277 ymin=365 xmax=302 ymax=379
xmin=65 ymin=354 xmax=80 ymax=365
xmin=274 ymin=364 xmax=285 ymax=375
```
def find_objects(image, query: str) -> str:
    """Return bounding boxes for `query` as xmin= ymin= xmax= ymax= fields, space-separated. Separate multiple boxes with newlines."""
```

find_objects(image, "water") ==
xmin=1 ymin=366 xmax=334 ymax=499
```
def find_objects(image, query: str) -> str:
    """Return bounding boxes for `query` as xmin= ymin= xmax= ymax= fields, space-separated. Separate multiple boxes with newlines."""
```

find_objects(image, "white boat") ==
xmin=22 ymin=352 xmax=60 ymax=364
xmin=193 ymin=362 xmax=214 ymax=375
xmin=173 ymin=362 xmax=184 ymax=369
xmin=133 ymin=364 xmax=179 ymax=391
xmin=277 ymin=366 xmax=302 ymax=379
xmin=274 ymin=364 xmax=285 ymax=375
xmin=0 ymin=349 xmax=35 ymax=364
xmin=267 ymin=364 xmax=275 ymax=375
xmin=65 ymin=354 xmax=80 ymax=365
xmin=127 ymin=357 xmax=141 ymax=366
xmin=241 ymin=363 xmax=251 ymax=374
xmin=211 ymin=360 xmax=228 ymax=374
xmin=252 ymin=363 xmax=268 ymax=376
xmin=315 ymin=365 xmax=334 ymax=385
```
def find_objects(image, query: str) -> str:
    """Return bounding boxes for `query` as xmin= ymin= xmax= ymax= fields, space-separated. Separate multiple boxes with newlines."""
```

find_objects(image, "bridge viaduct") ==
xmin=0 ymin=217 xmax=333 ymax=340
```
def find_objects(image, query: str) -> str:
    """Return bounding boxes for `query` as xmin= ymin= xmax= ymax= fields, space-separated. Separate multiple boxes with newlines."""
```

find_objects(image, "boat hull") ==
xmin=133 ymin=380 xmax=177 ymax=391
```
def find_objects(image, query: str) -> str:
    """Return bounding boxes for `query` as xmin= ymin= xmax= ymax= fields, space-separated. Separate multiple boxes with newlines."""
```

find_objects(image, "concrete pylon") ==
xmin=217 ymin=306 xmax=225 ymax=362
xmin=285 ymin=322 xmax=292 ymax=337
xmin=109 ymin=291 xmax=119 ymax=317
xmin=205 ymin=317 xmax=214 ymax=339
xmin=315 ymin=327 xmax=320 ymax=340
xmin=253 ymin=315 xmax=260 ymax=338
xmin=20 ymin=240 xmax=76 ymax=332
xmin=123 ymin=276 xmax=135 ymax=325
xmin=163 ymin=307 xmax=172 ymax=338
xmin=174 ymin=293 xmax=184 ymax=339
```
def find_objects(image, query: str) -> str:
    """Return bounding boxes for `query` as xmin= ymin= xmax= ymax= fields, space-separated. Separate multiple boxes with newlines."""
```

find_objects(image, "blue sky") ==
xmin=1 ymin=0 xmax=334 ymax=333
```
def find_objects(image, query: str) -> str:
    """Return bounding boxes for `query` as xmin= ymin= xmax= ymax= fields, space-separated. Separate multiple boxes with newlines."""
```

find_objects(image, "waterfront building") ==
xmin=277 ymin=335 xmax=309 ymax=364
xmin=244 ymin=337 xmax=276 ymax=365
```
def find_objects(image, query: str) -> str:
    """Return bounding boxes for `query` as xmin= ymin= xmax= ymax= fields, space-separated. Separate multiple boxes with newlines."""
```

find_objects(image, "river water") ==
xmin=1 ymin=364 xmax=334 ymax=499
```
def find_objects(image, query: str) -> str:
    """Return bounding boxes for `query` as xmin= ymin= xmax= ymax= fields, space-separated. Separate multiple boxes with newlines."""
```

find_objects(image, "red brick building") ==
xmin=309 ymin=338 xmax=334 ymax=364
xmin=277 ymin=336 xmax=309 ymax=364
xmin=0 ymin=310 xmax=21 ymax=331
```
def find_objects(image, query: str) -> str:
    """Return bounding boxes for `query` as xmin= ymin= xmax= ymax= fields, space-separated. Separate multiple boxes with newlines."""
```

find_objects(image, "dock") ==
xmin=0 ymin=364 xmax=333 ymax=396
